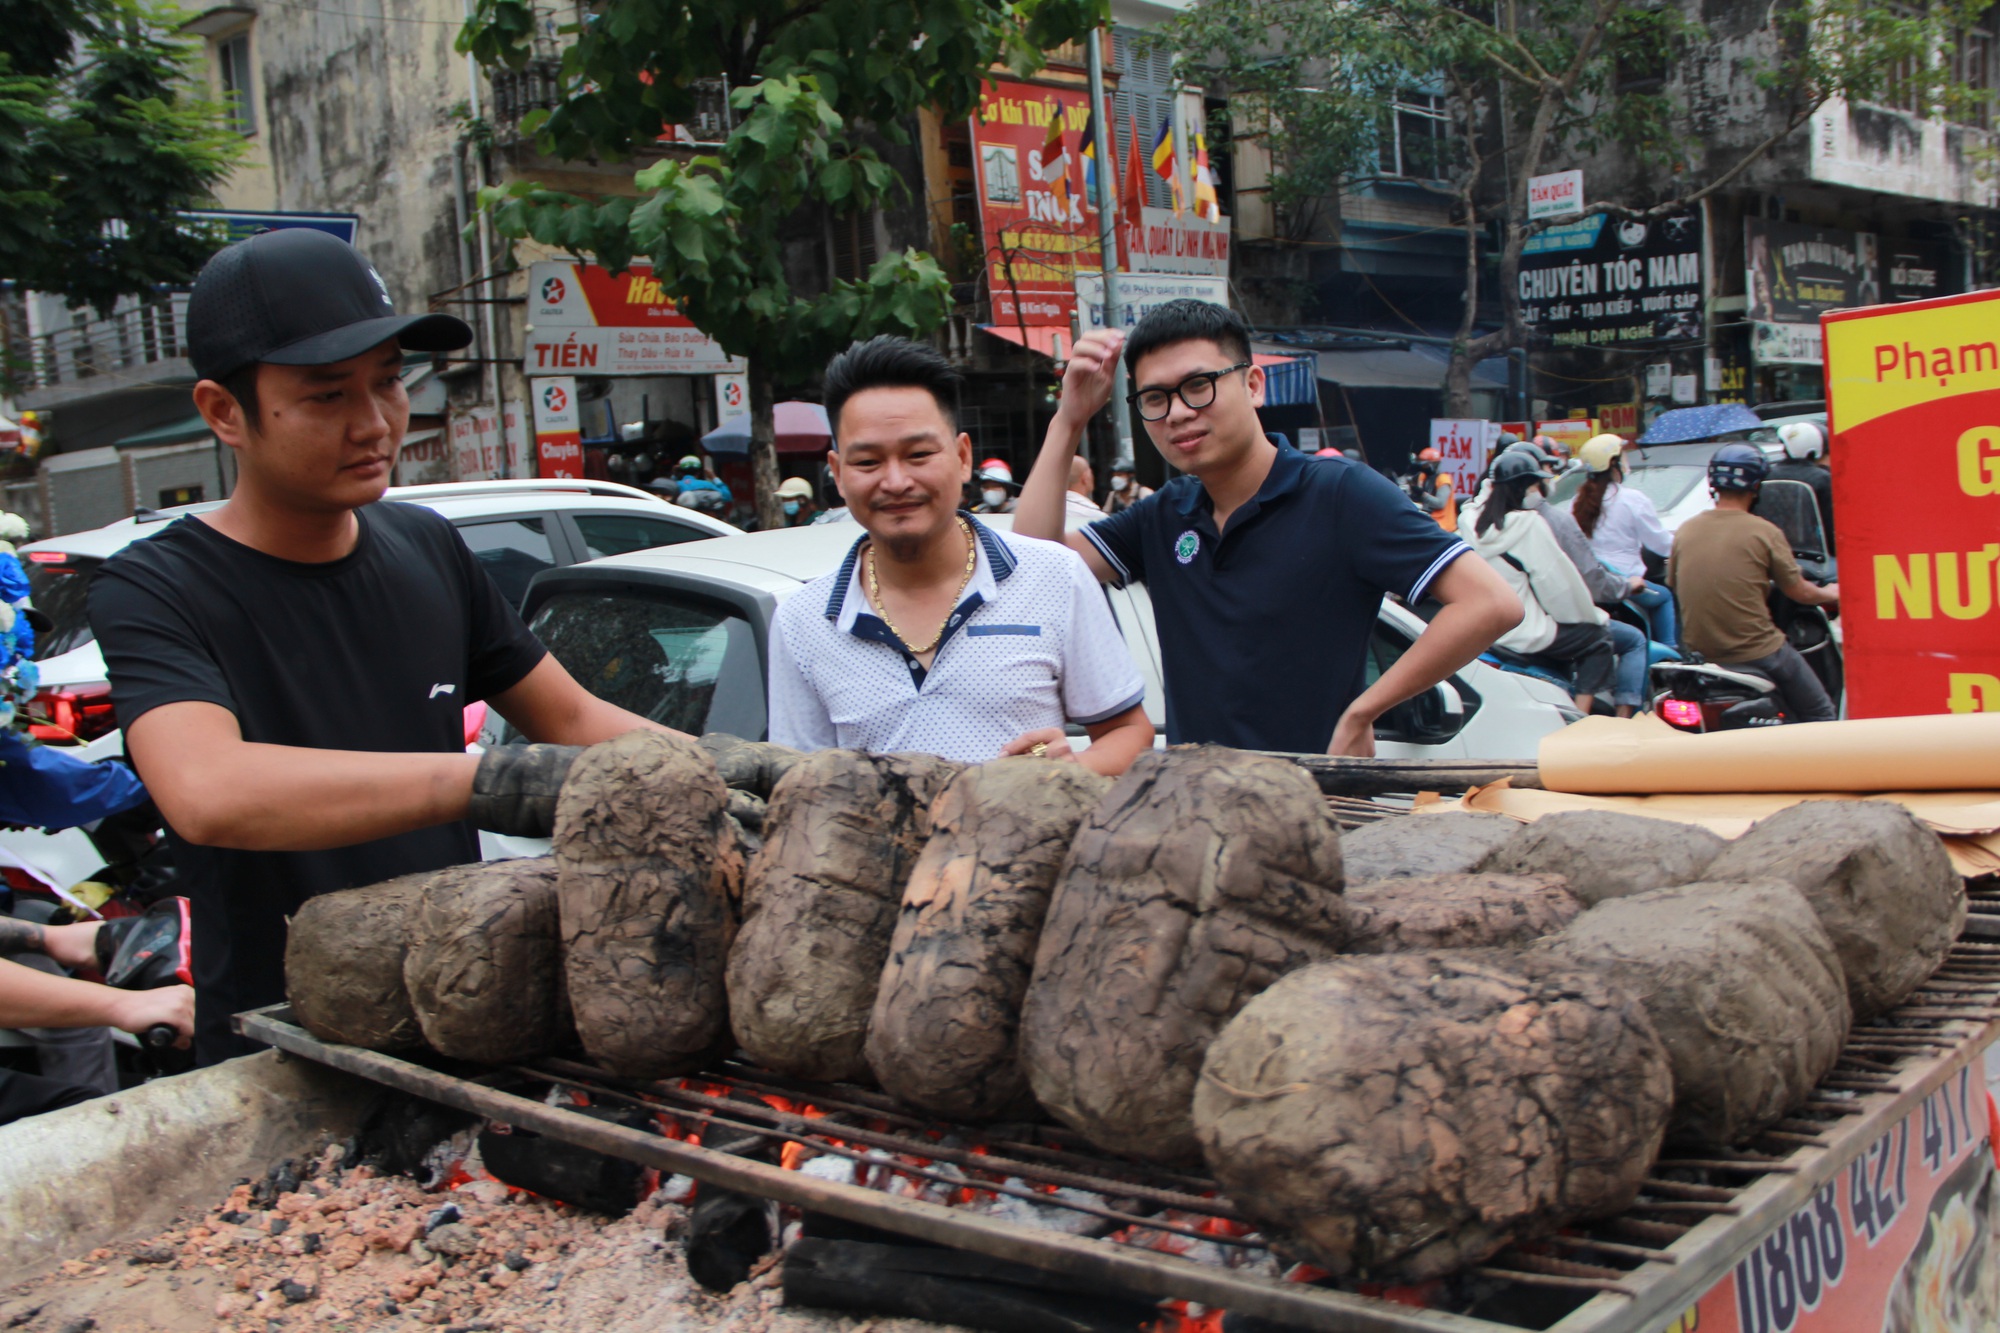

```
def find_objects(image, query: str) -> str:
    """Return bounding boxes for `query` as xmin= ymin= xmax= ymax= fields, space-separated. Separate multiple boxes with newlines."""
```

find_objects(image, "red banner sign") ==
xmin=529 ymin=376 xmax=582 ymax=479
xmin=972 ymin=80 xmax=1106 ymax=325
xmin=1823 ymin=289 xmax=2000 ymax=717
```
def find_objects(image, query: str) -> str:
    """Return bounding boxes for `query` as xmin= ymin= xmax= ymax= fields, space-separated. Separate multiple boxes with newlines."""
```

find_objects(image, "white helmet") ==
xmin=1576 ymin=434 xmax=1626 ymax=474
xmin=1778 ymin=421 xmax=1825 ymax=460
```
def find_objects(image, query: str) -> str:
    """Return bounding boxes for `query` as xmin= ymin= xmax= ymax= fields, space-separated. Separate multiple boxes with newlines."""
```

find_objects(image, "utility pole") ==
xmin=1085 ymin=29 xmax=1133 ymax=466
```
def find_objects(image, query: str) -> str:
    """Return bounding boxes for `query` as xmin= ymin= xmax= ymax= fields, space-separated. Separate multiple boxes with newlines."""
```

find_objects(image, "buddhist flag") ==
xmin=1151 ymin=113 xmax=1182 ymax=213
xmin=1192 ymin=130 xmax=1222 ymax=224
xmin=1040 ymin=100 xmax=1072 ymax=215
xmin=1120 ymin=113 xmax=1147 ymax=267
xmin=1080 ymin=106 xmax=1100 ymax=204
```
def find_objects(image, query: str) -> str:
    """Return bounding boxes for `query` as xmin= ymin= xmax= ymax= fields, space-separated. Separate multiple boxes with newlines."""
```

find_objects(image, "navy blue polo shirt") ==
xmin=1081 ymin=448 xmax=1470 ymax=751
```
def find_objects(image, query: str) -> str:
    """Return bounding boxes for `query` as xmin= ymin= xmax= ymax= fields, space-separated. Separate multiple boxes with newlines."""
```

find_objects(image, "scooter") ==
xmin=1651 ymin=479 xmax=1843 ymax=733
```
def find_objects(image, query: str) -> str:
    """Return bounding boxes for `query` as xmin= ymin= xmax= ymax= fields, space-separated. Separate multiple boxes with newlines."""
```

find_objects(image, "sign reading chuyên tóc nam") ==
xmin=1822 ymin=288 xmax=2000 ymax=718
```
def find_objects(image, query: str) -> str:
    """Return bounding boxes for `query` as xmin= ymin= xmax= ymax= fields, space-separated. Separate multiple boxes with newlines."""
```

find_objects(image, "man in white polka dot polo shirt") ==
xmin=767 ymin=337 xmax=1155 ymax=774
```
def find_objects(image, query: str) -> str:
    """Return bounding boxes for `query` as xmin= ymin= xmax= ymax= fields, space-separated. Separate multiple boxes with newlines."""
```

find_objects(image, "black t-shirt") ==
xmin=1080 ymin=448 xmax=1469 ymax=752
xmin=88 ymin=503 xmax=546 ymax=1062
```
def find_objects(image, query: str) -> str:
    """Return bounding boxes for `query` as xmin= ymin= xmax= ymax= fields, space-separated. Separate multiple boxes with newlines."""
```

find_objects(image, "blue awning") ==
xmin=1253 ymin=354 xmax=1317 ymax=406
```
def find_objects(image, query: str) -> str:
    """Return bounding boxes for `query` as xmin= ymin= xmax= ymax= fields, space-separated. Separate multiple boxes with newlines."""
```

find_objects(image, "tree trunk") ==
xmin=748 ymin=360 xmax=784 ymax=531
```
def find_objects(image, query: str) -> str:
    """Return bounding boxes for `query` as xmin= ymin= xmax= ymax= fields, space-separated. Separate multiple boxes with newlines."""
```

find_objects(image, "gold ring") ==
xmin=1030 ymin=742 xmax=1049 ymax=757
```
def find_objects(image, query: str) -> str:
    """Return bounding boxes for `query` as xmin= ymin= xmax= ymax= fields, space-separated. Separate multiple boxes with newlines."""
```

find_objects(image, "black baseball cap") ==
xmin=186 ymin=228 xmax=473 ymax=381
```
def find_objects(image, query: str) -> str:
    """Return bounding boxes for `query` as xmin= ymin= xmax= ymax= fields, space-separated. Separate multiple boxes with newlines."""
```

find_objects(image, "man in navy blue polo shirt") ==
xmin=1015 ymin=301 xmax=1521 ymax=755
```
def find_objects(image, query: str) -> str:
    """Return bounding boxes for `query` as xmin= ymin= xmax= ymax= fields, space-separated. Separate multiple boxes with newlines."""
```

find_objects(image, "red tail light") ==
xmin=29 ymin=682 xmax=118 ymax=744
xmin=1660 ymin=698 xmax=1704 ymax=731
xmin=24 ymin=551 xmax=71 ymax=565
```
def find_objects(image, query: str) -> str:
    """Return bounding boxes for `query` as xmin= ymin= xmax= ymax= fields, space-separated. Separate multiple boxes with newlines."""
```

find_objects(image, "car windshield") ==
xmin=24 ymin=557 xmax=102 ymax=657
xmin=522 ymin=589 xmax=767 ymax=739
xmin=1622 ymin=463 xmax=1707 ymax=514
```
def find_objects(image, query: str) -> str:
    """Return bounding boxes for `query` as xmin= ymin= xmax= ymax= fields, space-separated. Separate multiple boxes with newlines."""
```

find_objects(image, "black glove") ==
xmin=469 ymin=744 xmax=586 ymax=838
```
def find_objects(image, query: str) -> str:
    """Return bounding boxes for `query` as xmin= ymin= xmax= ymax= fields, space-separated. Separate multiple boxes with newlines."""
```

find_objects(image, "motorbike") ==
xmin=1651 ymin=478 xmax=1842 ymax=733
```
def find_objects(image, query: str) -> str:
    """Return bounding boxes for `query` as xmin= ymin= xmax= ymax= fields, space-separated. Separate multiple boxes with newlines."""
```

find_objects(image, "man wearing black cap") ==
xmin=88 ymin=229 xmax=671 ymax=1063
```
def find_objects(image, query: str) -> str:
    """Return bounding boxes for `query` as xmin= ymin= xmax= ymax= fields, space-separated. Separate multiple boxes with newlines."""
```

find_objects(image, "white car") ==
xmin=18 ymin=479 xmax=737 ymax=746
xmin=502 ymin=517 xmax=1577 ymax=762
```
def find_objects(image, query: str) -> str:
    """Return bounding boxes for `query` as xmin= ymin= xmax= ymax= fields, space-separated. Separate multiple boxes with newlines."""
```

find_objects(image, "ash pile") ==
xmin=283 ymin=731 xmax=1968 ymax=1329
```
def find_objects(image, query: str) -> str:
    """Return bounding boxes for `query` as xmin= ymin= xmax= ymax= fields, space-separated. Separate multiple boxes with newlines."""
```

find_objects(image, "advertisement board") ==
xmin=1535 ymin=418 xmax=1601 ymax=453
xmin=450 ymin=407 xmax=505 ymax=482
xmin=1426 ymin=419 xmax=1493 ymax=496
xmin=1679 ymin=1062 xmax=1998 ymax=1331
xmin=1747 ymin=221 xmax=1879 ymax=366
xmin=502 ymin=401 xmax=529 ymax=479
xmin=972 ymin=81 xmax=1104 ymax=325
xmin=1132 ymin=207 xmax=1230 ymax=278
xmin=1518 ymin=211 xmax=1703 ymax=347
xmin=1823 ymin=288 xmax=2000 ymax=717
xmin=1074 ymin=273 xmax=1229 ymax=331
xmin=526 ymin=260 xmax=745 ymax=375
xmin=529 ymin=376 xmax=583 ymax=480
xmin=1527 ymin=169 xmax=1583 ymax=221
xmin=713 ymin=372 xmax=749 ymax=425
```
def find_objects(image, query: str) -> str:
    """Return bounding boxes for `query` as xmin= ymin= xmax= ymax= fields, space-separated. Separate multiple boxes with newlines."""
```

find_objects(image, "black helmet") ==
xmin=1708 ymin=443 xmax=1769 ymax=493
xmin=1490 ymin=450 xmax=1546 ymax=485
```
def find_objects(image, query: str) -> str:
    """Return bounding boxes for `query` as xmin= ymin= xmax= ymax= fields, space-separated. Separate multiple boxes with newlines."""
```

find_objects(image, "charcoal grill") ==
xmin=235 ymin=934 xmax=2000 ymax=1333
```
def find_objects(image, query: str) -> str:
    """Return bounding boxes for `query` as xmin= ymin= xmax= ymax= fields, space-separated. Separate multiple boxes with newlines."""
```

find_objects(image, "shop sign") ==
xmin=393 ymin=429 xmax=450 ymax=486
xmin=1597 ymin=402 xmax=1639 ymax=434
xmin=1132 ymin=207 xmax=1230 ymax=278
xmin=1074 ymin=273 xmax=1229 ymax=331
xmin=526 ymin=260 xmax=745 ymax=375
xmin=1823 ymin=287 xmax=2000 ymax=717
xmin=1884 ymin=239 xmax=1955 ymax=305
xmin=1526 ymin=169 xmax=1583 ymax=221
xmin=1519 ymin=211 xmax=1703 ymax=347
xmin=972 ymin=80 xmax=1105 ymax=324
xmin=450 ymin=408 xmax=505 ymax=482
xmin=1535 ymin=418 xmax=1600 ymax=451
xmin=713 ymin=372 xmax=749 ymax=425
xmin=1426 ymin=419 xmax=1493 ymax=496
xmin=530 ymin=376 xmax=583 ymax=480
xmin=502 ymin=401 xmax=529 ymax=479
xmin=1679 ymin=1062 xmax=1997 ymax=1330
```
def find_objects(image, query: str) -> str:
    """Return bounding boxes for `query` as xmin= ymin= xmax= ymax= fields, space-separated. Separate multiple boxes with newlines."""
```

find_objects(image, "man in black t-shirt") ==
xmin=89 ymin=230 xmax=674 ymax=1063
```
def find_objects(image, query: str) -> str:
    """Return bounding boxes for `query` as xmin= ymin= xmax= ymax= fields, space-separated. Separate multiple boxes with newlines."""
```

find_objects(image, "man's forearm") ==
xmin=0 ymin=957 xmax=129 ymax=1029
xmin=168 ymin=745 xmax=479 ymax=852
xmin=0 ymin=916 xmax=46 ymax=956
xmin=1345 ymin=597 xmax=1516 ymax=726
xmin=1015 ymin=414 xmax=1086 ymax=542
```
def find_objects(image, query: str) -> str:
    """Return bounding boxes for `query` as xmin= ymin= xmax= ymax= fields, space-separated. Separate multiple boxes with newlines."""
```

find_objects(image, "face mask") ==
xmin=1521 ymin=489 xmax=1546 ymax=511
xmin=982 ymin=488 xmax=1006 ymax=507
xmin=782 ymin=500 xmax=801 ymax=516
xmin=1110 ymin=475 xmax=1130 ymax=491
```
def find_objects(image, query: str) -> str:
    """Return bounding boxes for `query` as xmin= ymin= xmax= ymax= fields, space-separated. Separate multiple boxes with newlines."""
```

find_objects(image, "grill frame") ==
xmin=238 ymin=943 xmax=2000 ymax=1333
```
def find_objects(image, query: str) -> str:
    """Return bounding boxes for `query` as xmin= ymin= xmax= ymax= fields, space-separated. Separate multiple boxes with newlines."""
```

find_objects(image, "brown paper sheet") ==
xmin=1428 ymin=781 xmax=2000 ymax=878
xmin=1537 ymin=713 xmax=2000 ymax=795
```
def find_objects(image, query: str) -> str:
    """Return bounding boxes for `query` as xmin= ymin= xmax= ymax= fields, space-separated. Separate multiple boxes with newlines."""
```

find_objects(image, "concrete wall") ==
xmin=0 ymin=1051 xmax=384 ymax=1280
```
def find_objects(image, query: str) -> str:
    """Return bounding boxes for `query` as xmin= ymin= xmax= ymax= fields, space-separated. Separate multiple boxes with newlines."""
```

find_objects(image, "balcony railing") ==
xmin=15 ymin=295 xmax=188 ymax=392
xmin=489 ymin=60 xmax=730 ymax=146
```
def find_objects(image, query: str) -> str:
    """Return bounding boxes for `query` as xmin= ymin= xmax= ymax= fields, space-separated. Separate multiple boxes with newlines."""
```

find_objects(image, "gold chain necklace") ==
xmin=866 ymin=516 xmax=977 ymax=656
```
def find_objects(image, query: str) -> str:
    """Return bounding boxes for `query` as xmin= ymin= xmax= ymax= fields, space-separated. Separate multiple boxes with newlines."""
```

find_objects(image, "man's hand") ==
xmin=41 ymin=921 xmax=101 ymax=970
xmin=1000 ymin=726 xmax=1076 ymax=762
xmin=469 ymin=743 xmax=587 ymax=838
xmin=1328 ymin=709 xmax=1378 ymax=758
xmin=1054 ymin=330 xmax=1124 ymax=431
xmin=1627 ymin=575 xmax=1647 ymax=596
xmin=113 ymin=984 xmax=193 ymax=1048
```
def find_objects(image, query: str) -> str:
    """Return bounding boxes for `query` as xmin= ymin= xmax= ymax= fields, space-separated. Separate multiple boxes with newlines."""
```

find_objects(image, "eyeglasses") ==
xmin=1127 ymin=362 xmax=1252 ymax=422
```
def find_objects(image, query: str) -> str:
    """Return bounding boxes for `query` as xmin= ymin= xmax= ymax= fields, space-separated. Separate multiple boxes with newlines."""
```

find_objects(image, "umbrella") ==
xmin=701 ymin=401 xmax=833 ymax=457
xmin=1636 ymin=404 xmax=1766 ymax=446
xmin=701 ymin=414 xmax=752 ymax=457
xmin=775 ymin=401 xmax=832 ymax=454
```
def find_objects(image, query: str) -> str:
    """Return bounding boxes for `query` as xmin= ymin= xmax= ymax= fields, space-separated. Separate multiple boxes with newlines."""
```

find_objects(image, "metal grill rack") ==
xmin=237 ymin=937 xmax=2000 ymax=1333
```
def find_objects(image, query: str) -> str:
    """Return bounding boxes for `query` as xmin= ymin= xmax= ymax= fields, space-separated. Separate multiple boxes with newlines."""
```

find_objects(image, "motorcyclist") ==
xmin=1668 ymin=444 xmax=1841 ymax=722
xmin=1564 ymin=433 xmax=1678 ymax=650
xmin=1461 ymin=451 xmax=1616 ymax=715
xmin=672 ymin=454 xmax=733 ymax=504
xmin=973 ymin=458 xmax=1018 ymax=514
xmin=775 ymin=475 xmax=819 ymax=526
xmin=1769 ymin=422 xmax=1836 ymax=557
xmin=1405 ymin=447 xmax=1457 ymax=533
